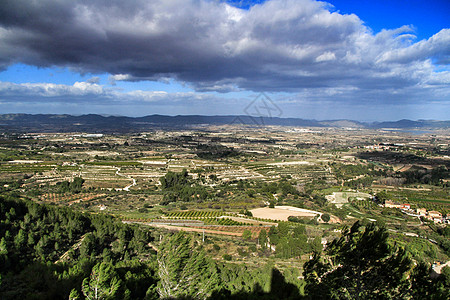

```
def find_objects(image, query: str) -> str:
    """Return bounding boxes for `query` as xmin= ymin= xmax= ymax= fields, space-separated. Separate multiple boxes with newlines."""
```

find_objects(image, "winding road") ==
xmin=115 ymin=167 xmax=136 ymax=191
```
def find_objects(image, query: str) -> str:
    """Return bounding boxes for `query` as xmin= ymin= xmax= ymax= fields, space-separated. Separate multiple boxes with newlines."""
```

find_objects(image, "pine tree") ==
xmin=303 ymin=221 xmax=411 ymax=299
xmin=409 ymin=263 xmax=450 ymax=299
xmin=68 ymin=288 xmax=81 ymax=300
xmin=81 ymin=262 xmax=122 ymax=300
xmin=0 ymin=237 xmax=7 ymax=255
xmin=0 ymin=237 xmax=8 ymax=271
xmin=156 ymin=232 xmax=219 ymax=299
xmin=258 ymin=229 xmax=268 ymax=248
xmin=242 ymin=229 xmax=252 ymax=240
xmin=14 ymin=228 xmax=27 ymax=249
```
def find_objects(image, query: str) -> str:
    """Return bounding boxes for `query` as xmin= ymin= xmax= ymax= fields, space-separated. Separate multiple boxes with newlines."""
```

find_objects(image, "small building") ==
xmin=400 ymin=203 xmax=411 ymax=210
xmin=416 ymin=208 xmax=427 ymax=216
xmin=428 ymin=211 xmax=442 ymax=219
xmin=385 ymin=200 xmax=401 ymax=209
xmin=432 ymin=261 xmax=450 ymax=278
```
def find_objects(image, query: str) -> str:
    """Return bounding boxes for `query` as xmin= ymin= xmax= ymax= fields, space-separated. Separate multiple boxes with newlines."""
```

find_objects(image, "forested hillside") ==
xmin=0 ymin=193 xmax=156 ymax=299
xmin=0 ymin=194 xmax=301 ymax=299
xmin=1 ymin=192 xmax=449 ymax=299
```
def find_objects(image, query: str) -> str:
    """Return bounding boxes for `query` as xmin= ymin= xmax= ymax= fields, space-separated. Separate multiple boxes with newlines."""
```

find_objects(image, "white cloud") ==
xmin=0 ymin=80 xmax=218 ymax=104
xmin=377 ymin=29 xmax=450 ymax=64
xmin=315 ymin=52 xmax=336 ymax=62
xmin=0 ymin=81 xmax=103 ymax=98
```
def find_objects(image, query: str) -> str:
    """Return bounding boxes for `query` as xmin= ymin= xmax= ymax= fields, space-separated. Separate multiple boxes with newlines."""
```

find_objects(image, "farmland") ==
xmin=1 ymin=125 xmax=449 ymax=284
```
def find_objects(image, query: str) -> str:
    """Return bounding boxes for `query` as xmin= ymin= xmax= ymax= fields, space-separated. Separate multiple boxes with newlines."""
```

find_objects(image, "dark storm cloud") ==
xmin=0 ymin=0 xmax=449 ymax=95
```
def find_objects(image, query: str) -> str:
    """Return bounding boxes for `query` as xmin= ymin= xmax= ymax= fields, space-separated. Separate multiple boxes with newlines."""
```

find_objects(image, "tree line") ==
xmin=160 ymin=169 xmax=211 ymax=205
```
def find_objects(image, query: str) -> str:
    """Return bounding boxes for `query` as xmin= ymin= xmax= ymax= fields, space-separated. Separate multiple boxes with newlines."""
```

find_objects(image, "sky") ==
xmin=0 ymin=0 xmax=449 ymax=121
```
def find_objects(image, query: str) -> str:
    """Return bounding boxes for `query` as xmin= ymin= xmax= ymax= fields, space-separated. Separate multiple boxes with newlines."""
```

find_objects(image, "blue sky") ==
xmin=0 ymin=0 xmax=449 ymax=121
xmin=327 ymin=0 xmax=450 ymax=40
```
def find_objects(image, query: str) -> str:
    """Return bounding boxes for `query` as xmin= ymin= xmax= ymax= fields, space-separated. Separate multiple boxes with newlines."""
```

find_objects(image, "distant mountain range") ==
xmin=0 ymin=114 xmax=449 ymax=132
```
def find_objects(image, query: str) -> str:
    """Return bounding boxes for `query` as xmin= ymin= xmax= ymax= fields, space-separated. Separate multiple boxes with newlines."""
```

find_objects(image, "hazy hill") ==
xmin=0 ymin=114 xmax=449 ymax=132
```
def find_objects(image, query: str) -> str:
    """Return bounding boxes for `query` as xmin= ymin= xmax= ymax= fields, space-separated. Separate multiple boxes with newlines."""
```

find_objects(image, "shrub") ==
xmin=242 ymin=229 xmax=252 ymax=240
xmin=322 ymin=214 xmax=331 ymax=223
xmin=222 ymin=254 xmax=232 ymax=261
xmin=237 ymin=248 xmax=248 ymax=257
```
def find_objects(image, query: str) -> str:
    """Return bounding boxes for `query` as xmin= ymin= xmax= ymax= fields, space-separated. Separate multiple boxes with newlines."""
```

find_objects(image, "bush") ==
xmin=322 ymin=214 xmax=330 ymax=223
xmin=222 ymin=254 xmax=232 ymax=261
xmin=239 ymin=209 xmax=253 ymax=217
xmin=288 ymin=216 xmax=305 ymax=223
xmin=237 ymin=248 xmax=248 ymax=257
xmin=242 ymin=229 xmax=252 ymax=240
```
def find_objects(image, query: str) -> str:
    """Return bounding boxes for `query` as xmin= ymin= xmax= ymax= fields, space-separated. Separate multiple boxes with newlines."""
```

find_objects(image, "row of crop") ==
xmin=232 ymin=214 xmax=280 ymax=224
xmin=161 ymin=215 xmax=251 ymax=226
xmin=166 ymin=210 xmax=279 ymax=224
xmin=165 ymin=211 xmax=231 ymax=218
xmin=204 ymin=218 xmax=251 ymax=226
xmin=196 ymin=226 xmax=266 ymax=233
xmin=84 ymin=161 xmax=142 ymax=166
xmin=164 ymin=216 xmax=245 ymax=225
xmin=0 ymin=165 xmax=53 ymax=173
xmin=39 ymin=193 xmax=104 ymax=203
xmin=351 ymin=200 xmax=378 ymax=209
xmin=165 ymin=217 xmax=215 ymax=221
xmin=121 ymin=216 xmax=251 ymax=226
